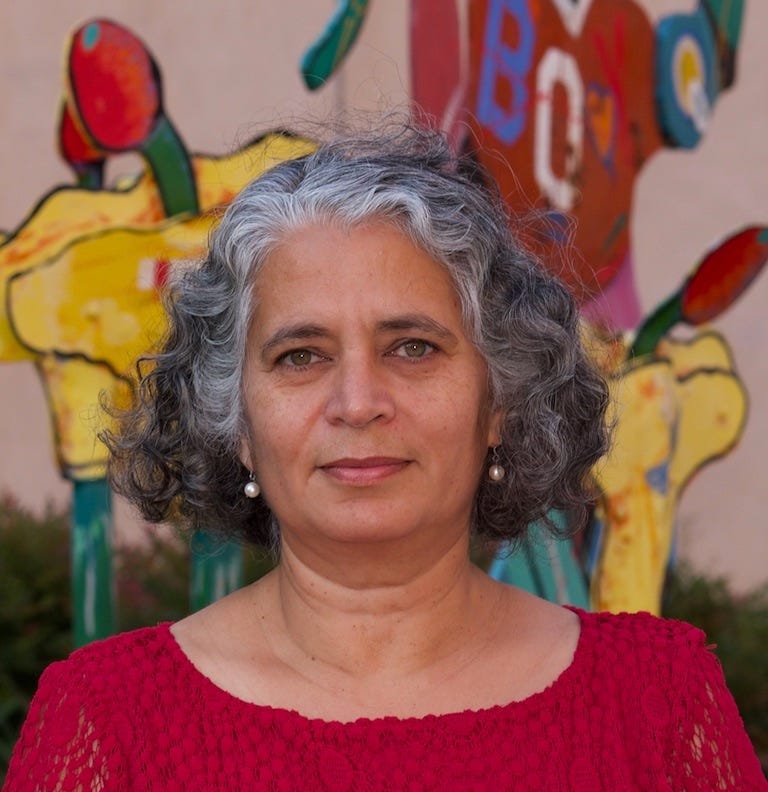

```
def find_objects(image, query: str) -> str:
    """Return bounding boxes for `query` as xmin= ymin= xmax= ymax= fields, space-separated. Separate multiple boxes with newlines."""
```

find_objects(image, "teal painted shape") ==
xmin=581 ymin=512 xmax=604 ymax=580
xmin=488 ymin=512 xmax=590 ymax=608
xmin=301 ymin=0 xmax=370 ymax=90
xmin=72 ymin=479 xmax=115 ymax=646
xmin=489 ymin=543 xmax=541 ymax=593
xmin=655 ymin=7 xmax=718 ymax=148
xmin=190 ymin=531 xmax=243 ymax=612
xmin=83 ymin=22 xmax=100 ymax=50
xmin=702 ymin=0 xmax=744 ymax=57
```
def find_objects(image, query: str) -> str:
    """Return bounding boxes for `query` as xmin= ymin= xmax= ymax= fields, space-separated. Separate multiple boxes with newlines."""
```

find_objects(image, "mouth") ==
xmin=319 ymin=457 xmax=410 ymax=485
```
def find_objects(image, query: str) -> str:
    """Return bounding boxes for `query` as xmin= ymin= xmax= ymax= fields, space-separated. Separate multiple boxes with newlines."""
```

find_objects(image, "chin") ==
xmin=307 ymin=504 xmax=430 ymax=546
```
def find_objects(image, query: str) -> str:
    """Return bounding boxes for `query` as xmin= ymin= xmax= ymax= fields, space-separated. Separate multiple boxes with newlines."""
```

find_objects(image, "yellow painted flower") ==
xmin=590 ymin=331 xmax=747 ymax=614
xmin=1 ymin=134 xmax=316 ymax=479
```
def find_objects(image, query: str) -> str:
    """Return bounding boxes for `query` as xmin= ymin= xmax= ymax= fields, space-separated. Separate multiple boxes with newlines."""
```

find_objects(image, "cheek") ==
xmin=246 ymin=386 xmax=318 ymax=469
xmin=442 ymin=369 xmax=492 ymax=433
xmin=428 ymin=385 xmax=491 ymax=460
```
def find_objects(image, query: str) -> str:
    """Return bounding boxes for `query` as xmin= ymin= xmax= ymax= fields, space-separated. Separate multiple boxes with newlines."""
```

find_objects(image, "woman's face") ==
xmin=241 ymin=222 xmax=500 ymax=551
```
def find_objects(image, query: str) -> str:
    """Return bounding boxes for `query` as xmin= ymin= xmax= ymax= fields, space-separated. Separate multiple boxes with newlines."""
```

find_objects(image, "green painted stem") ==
xmin=141 ymin=115 xmax=199 ymax=216
xmin=301 ymin=0 xmax=370 ymax=90
xmin=74 ymin=162 xmax=105 ymax=190
xmin=72 ymin=479 xmax=114 ymax=646
xmin=190 ymin=531 xmax=243 ymax=612
xmin=629 ymin=292 xmax=684 ymax=359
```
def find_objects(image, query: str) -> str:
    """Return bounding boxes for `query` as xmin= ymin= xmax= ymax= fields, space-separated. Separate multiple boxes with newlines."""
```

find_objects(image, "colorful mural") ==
xmin=589 ymin=329 xmax=747 ymax=613
xmin=306 ymin=0 xmax=764 ymax=613
xmin=1 ymin=4 xmax=764 ymax=640
xmin=410 ymin=0 xmax=744 ymax=329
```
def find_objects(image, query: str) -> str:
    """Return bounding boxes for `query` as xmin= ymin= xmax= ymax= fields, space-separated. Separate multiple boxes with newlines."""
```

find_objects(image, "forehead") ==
xmin=251 ymin=222 xmax=464 ymax=325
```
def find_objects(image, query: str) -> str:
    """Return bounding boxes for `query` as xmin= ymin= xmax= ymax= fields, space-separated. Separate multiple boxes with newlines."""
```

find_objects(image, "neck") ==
xmin=260 ymin=531 xmax=501 ymax=680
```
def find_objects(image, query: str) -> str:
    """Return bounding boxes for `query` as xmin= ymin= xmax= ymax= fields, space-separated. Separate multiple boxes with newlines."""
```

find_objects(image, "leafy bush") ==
xmin=0 ymin=496 xmax=72 ymax=774
xmin=115 ymin=530 xmax=191 ymax=630
xmin=663 ymin=564 xmax=768 ymax=775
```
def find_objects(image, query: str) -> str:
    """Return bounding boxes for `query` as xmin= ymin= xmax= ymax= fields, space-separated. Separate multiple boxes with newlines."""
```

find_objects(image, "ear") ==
xmin=239 ymin=437 xmax=253 ymax=471
xmin=486 ymin=408 xmax=504 ymax=448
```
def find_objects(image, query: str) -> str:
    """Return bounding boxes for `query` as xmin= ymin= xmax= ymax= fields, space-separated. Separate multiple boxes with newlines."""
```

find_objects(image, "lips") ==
xmin=319 ymin=457 xmax=410 ymax=485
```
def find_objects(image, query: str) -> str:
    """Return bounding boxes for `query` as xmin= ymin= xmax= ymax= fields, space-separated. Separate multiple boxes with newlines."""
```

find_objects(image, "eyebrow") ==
xmin=259 ymin=313 xmax=458 ymax=360
xmin=260 ymin=324 xmax=329 ymax=360
xmin=375 ymin=314 xmax=457 ymax=341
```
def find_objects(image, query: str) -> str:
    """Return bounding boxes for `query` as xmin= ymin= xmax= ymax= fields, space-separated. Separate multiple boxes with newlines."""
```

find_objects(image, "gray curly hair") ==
xmin=104 ymin=124 xmax=609 ymax=547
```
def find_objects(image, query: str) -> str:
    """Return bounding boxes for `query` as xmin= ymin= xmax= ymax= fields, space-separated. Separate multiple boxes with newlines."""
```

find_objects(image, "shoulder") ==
xmin=39 ymin=623 xmax=175 ymax=698
xmin=21 ymin=625 xmax=180 ymax=756
xmin=576 ymin=615 xmax=768 ymax=786
xmin=62 ymin=622 xmax=173 ymax=668
xmin=573 ymin=609 xmax=713 ymax=694
xmin=566 ymin=615 xmax=765 ymax=785
xmin=7 ymin=625 xmax=176 ymax=785
xmin=577 ymin=608 xmax=707 ymax=650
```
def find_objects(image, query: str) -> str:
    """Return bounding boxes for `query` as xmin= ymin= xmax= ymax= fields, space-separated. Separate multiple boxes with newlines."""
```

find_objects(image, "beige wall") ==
xmin=0 ymin=1 xmax=765 ymax=590
xmin=635 ymin=1 xmax=768 ymax=591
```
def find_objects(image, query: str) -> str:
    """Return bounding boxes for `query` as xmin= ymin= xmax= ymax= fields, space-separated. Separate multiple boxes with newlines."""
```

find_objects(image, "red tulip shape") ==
xmin=58 ymin=101 xmax=104 ymax=166
xmin=682 ymin=226 xmax=768 ymax=324
xmin=68 ymin=19 xmax=161 ymax=152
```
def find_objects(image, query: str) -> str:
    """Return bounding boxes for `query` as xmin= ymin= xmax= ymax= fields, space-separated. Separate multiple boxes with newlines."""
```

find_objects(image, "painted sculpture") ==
xmin=410 ymin=0 xmax=745 ymax=329
xmin=0 ymin=19 xmax=314 ymax=644
xmin=0 ymin=4 xmax=764 ymax=644
xmin=586 ymin=225 xmax=767 ymax=612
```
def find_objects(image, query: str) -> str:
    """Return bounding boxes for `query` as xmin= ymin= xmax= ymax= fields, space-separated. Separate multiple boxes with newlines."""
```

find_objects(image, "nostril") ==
xmin=325 ymin=366 xmax=396 ymax=427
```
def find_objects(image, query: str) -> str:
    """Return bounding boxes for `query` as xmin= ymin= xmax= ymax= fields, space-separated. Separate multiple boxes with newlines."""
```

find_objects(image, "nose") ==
xmin=324 ymin=353 xmax=396 ymax=427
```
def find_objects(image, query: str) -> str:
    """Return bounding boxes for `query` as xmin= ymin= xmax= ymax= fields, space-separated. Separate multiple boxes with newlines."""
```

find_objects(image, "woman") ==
xmin=6 ymin=126 xmax=764 ymax=790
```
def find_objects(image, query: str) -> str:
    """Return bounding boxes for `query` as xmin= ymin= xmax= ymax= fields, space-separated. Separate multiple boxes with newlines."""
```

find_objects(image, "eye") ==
xmin=392 ymin=339 xmax=437 ymax=359
xmin=278 ymin=349 xmax=321 ymax=368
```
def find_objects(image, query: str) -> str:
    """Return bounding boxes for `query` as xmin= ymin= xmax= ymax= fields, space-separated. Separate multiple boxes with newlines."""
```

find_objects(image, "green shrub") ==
xmin=663 ymin=564 xmax=768 ymax=775
xmin=0 ymin=495 xmax=72 ymax=774
xmin=115 ymin=531 xmax=191 ymax=630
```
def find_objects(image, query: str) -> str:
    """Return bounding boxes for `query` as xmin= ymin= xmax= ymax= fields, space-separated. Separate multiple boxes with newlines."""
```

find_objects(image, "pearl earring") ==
xmin=244 ymin=472 xmax=260 ymax=499
xmin=488 ymin=446 xmax=505 ymax=482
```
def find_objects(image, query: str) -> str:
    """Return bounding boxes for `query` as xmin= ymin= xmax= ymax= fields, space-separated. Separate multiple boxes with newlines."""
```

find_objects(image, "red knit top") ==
xmin=5 ymin=609 xmax=765 ymax=790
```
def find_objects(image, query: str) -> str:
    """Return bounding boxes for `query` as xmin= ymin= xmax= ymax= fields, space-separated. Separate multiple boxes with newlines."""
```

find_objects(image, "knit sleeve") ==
xmin=668 ymin=634 xmax=766 ymax=789
xmin=3 ymin=659 xmax=126 ymax=791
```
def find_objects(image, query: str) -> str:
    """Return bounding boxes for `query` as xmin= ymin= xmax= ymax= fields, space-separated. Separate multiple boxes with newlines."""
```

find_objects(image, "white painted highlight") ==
xmin=534 ymin=47 xmax=584 ymax=211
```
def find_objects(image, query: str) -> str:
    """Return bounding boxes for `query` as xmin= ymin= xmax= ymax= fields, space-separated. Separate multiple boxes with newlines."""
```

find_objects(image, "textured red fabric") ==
xmin=5 ymin=609 xmax=765 ymax=790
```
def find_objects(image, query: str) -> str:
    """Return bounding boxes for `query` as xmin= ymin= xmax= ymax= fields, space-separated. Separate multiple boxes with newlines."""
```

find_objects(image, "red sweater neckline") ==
xmin=159 ymin=605 xmax=589 ymax=730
